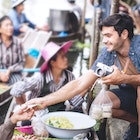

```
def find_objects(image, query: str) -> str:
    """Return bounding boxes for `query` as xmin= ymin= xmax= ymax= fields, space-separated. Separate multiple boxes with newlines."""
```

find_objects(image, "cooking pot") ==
xmin=49 ymin=9 xmax=80 ymax=33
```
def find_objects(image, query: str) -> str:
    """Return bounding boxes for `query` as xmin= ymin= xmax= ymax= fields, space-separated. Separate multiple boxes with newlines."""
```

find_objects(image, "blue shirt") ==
xmin=92 ymin=35 xmax=140 ymax=73
xmin=8 ymin=9 xmax=36 ymax=36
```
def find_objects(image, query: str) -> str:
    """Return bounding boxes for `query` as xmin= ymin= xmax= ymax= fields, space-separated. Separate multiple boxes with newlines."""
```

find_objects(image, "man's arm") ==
xmin=102 ymin=65 xmax=140 ymax=85
xmin=26 ymin=69 xmax=98 ymax=109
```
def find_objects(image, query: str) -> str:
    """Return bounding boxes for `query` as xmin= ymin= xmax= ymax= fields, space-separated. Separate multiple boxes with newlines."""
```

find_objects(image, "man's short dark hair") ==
xmin=99 ymin=13 xmax=134 ymax=40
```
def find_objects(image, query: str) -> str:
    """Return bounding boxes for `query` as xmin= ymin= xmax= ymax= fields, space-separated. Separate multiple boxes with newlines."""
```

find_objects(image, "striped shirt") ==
xmin=10 ymin=69 xmax=74 ymax=99
xmin=0 ymin=36 xmax=25 ymax=84
xmin=10 ymin=69 xmax=84 ymax=109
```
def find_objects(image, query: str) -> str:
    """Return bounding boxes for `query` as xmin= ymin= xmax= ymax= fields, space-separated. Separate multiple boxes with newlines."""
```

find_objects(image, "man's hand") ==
xmin=25 ymin=97 xmax=45 ymax=111
xmin=102 ymin=65 xmax=125 ymax=85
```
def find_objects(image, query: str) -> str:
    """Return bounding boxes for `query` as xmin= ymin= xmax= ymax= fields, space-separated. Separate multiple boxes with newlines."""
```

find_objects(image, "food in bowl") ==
xmin=45 ymin=116 xmax=74 ymax=129
xmin=41 ymin=111 xmax=96 ymax=138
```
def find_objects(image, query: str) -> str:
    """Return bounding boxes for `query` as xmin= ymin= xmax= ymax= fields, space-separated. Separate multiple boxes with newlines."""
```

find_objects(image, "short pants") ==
xmin=110 ymin=84 xmax=137 ymax=117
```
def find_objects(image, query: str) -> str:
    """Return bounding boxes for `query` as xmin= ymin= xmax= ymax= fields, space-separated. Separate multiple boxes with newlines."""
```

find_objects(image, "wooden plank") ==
xmin=49 ymin=32 xmax=82 ymax=43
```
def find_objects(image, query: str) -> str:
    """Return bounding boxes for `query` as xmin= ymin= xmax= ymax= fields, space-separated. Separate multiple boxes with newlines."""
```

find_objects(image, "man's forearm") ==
xmin=124 ymin=74 xmax=140 ymax=85
xmin=43 ymin=70 xmax=97 ymax=108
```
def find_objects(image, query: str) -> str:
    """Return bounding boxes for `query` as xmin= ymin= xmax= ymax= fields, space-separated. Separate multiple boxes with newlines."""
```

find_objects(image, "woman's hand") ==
xmin=10 ymin=104 xmax=34 ymax=124
xmin=20 ymin=23 xmax=30 ymax=33
xmin=0 ymin=71 xmax=9 ymax=82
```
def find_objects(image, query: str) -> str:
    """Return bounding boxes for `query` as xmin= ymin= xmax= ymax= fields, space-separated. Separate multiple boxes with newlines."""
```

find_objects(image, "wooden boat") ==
xmin=0 ymin=30 xmax=52 ymax=124
xmin=49 ymin=31 xmax=82 ymax=43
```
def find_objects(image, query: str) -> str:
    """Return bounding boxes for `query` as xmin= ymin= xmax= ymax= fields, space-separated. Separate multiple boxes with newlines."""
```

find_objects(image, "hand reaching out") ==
xmin=10 ymin=104 xmax=34 ymax=124
xmin=25 ymin=97 xmax=45 ymax=111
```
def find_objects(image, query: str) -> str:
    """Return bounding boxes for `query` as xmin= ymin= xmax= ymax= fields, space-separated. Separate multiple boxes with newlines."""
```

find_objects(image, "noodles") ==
xmin=45 ymin=116 xmax=74 ymax=129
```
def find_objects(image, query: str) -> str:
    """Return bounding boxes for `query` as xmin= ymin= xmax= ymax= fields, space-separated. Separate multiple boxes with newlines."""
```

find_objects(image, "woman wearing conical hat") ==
xmin=11 ymin=41 xmax=84 ymax=112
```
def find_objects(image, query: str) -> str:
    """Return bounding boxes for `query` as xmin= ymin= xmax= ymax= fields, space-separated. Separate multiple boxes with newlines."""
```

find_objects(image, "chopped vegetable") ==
xmin=45 ymin=116 xmax=74 ymax=129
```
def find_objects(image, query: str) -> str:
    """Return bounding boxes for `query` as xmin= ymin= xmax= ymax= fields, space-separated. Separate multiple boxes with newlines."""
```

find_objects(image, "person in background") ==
xmin=0 ymin=15 xmax=25 ymax=85
xmin=119 ymin=0 xmax=140 ymax=34
xmin=130 ymin=0 xmax=140 ymax=34
xmin=90 ymin=0 xmax=94 ymax=5
xmin=67 ymin=0 xmax=82 ymax=18
xmin=8 ymin=0 xmax=48 ymax=37
xmin=10 ymin=41 xmax=85 ymax=113
xmin=0 ymin=104 xmax=34 ymax=140
xmin=67 ymin=0 xmax=82 ymax=33
xmin=26 ymin=13 xmax=140 ymax=140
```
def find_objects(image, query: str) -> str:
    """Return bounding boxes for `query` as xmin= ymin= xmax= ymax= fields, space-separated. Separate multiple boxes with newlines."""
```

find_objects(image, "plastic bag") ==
xmin=31 ymin=109 xmax=49 ymax=137
xmin=89 ymin=83 xmax=113 ymax=120
xmin=32 ymin=117 xmax=49 ymax=137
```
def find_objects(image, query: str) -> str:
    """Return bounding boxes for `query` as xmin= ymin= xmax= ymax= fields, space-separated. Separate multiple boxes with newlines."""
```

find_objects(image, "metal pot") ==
xmin=49 ymin=9 xmax=80 ymax=32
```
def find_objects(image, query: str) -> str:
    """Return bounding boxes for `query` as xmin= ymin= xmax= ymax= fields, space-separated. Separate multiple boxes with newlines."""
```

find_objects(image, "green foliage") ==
xmin=74 ymin=41 xmax=90 ymax=50
xmin=92 ymin=88 xmax=97 ymax=99
xmin=93 ymin=119 xmax=101 ymax=131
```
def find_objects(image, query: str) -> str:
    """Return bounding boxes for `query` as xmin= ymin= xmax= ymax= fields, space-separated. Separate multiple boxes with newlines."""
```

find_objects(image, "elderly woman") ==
xmin=0 ymin=15 xmax=25 ymax=85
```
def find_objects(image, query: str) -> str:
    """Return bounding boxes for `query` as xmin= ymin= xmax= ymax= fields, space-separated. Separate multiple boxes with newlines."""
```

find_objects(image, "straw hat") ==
xmin=12 ymin=0 xmax=25 ymax=8
xmin=40 ymin=41 xmax=73 ymax=73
